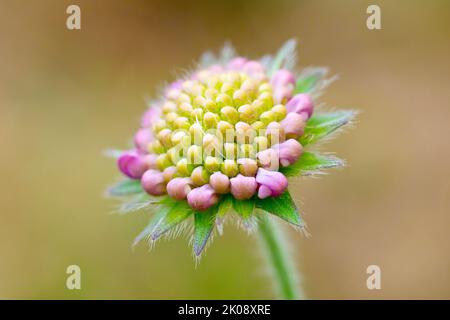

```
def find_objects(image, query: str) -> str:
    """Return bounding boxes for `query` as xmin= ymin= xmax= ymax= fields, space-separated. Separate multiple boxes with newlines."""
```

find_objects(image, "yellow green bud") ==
xmin=217 ymin=120 xmax=235 ymax=142
xmin=176 ymin=158 xmax=194 ymax=176
xmin=232 ymin=89 xmax=248 ymax=107
xmin=165 ymin=112 xmax=179 ymax=126
xmin=258 ymin=82 xmax=272 ymax=93
xmin=157 ymin=128 xmax=172 ymax=148
xmin=251 ymin=121 xmax=266 ymax=133
xmin=203 ymin=112 xmax=220 ymax=129
xmin=238 ymin=158 xmax=258 ymax=176
xmin=156 ymin=153 xmax=171 ymax=170
xmin=272 ymin=104 xmax=287 ymax=121
xmin=191 ymin=166 xmax=210 ymax=186
xmin=189 ymin=123 xmax=204 ymax=145
xmin=204 ymin=99 xmax=220 ymax=113
xmin=204 ymin=156 xmax=222 ymax=173
xmin=187 ymin=145 xmax=203 ymax=165
xmin=254 ymin=136 xmax=269 ymax=152
xmin=238 ymin=104 xmax=257 ymax=123
xmin=148 ymin=140 xmax=165 ymax=154
xmin=238 ymin=143 xmax=255 ymax=159
xmin=220 ymin=106 xmax=239 ymax=124
xmin=193 ymin=95 xmax=207 ymax=109
xmin=258 ymin=92 xmax=273 ymax=109
xmin=204 ymin=88 xmax=219 ymax=100
xmin=215 ymin=93 xmax=233 ymax=108
xmin=221 ymin=159 xmax=239 ymax=177
xmin=191 ymin=108 xmax=204 ymax=122
xmin=260 ymin=111 xmax=276 ymax=125
xmin=173 ymin=116 xmax=190 ymax=130
xmin=162 ymin=101 xmax=177 ymax=113
xmin=152 ymin=119 xmax=167 ymax=133
xmin=178 ymin=102 xmax=193 ymax=116
xmin=177 ymin=93 xmax=191 ymax=104
xmin=220 ymin=82 xmax=235 ymax=96
xmin=224 ymin=142 xmax=237 ymax=160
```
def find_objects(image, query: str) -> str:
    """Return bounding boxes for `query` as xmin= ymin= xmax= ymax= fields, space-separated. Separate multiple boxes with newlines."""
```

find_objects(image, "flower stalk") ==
xmin=257 ymin=214 xmax=304 ymax=300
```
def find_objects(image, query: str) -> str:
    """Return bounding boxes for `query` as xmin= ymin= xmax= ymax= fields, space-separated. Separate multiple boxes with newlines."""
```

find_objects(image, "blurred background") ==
xmin=0 ymin=0 xmax=449 ymax=299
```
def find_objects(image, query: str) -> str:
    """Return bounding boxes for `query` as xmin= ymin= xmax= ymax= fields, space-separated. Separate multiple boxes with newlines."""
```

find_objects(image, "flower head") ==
xmin=108 ymin=40 xmax=355 ymax=256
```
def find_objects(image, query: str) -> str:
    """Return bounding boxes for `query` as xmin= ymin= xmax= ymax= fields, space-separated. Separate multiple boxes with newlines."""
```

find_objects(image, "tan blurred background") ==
xmin=0 ymin=0 xmax=449 ymax=299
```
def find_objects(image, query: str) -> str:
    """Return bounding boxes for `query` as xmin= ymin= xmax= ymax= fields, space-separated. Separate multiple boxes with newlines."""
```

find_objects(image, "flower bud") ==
xmin=280 ymin=112 xmax=308 ymax=139
xmin=118 ymin=152 xmax=148 ymax=179
xmin=134 ymin=128 xmax=153 ymax=152
xmin=165 ymin=112 xmax=178 ymax=126
xmin=204 ymin=88 xmax=219 ymax=100
xmin=187 ymin=184 xmax=219 ymax=211
xmin=227 ymin=57 xmax=248 ymax=71
xmin=142 ymin=153 xmax=158 ymax=170
xmin=176 ymin=158 xmax=194 ymax=176
xmin=156 ymin=153 xmax=171 ymax=170
xmin=251 ymin=121 xmax=266 ymax=133
xmin=266 ymin=122 xmax=286 ymax=145
xmin=230 ymin=174 xmax=257 ymax=200
xmin=162 ymin=101 xmax=177 ymax=114
xmin=204 ymin=156 xmax=222 ymax=173
xmin=243 ymin=61 xmax=265 ymax=76
xmin=271 ymin=69 xmax=295 ymax=104
xmin=273 ymin=139 xmax=303 ymax=167
xmin=141 ymin=107 xmax=161 ymax=127
xmin=209 ymin=172 xmax=230 ymax=194
xmin=223 ymin=143 xmax=237 ymax=160
xmin=271 ymin=104 xmax=287 ymax=121
xmin=255 ymin=168 xmax=288 ymax=199
xmin=216 ymin=94 xmax=233 ymax=108
xmin=173 ymin=116 xmax=190 ymax=130
xmin=238 ymin=144 xmax=255 ymax=159
xmin=185 ymin=145 xmax=202 ymax=165
xmin=148 ymin=140 xmax=165 ymax=154
xmin=163 ymin=166 xmax=178 ymax=182
xmin=238 ymin=104 xmax=257 ymax=123
xmin=254 ymin=136 xmax=269 ymax=152
xmin=157 ymin=128 xmax=172 ymax=148
xmin=260 ymin=111 xmax=276 ymax=125
xmin=285 ymin=94 xmax=314 ymax=119
xmin=203 ymin=112 xmax=220 ymax=129
xmin=191 ymin=166 xmax=210 ymax=186
xmin=238 ymin=158 xmax=258 ymax=176
xmin=257 ymin=148 xmax=279 ymax=171
xmin=167 ymin=177 xmax=193 ymax=200
xmin=178 ymin=102 xmax=193 ymax=116
xmin=221 ymin=159 xmax=239 ymax=177
xmin=141 ymin=169 xmax=166 ymax=196
xmin=220 ymin=106 xmax=239 ymax=124
xmin=152 ymin=119 xmax=167 ymax=133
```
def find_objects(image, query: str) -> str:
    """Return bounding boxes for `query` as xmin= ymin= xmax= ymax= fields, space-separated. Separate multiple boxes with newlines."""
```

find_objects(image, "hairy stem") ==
xmin=257 ymin=214 xmax=304 ymax=300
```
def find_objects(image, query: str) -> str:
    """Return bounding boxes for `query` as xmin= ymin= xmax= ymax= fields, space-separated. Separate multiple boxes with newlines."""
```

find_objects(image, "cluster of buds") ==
xmin=118 ymin=57 xmax=314 ymax=211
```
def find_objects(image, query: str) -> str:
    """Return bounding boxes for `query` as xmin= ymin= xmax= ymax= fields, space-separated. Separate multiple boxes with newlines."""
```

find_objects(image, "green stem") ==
xmin=257 ymin=214 xmax=304 ymax=300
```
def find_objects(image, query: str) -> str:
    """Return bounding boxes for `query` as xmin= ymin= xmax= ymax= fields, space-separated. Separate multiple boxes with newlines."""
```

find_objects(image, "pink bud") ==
xmin=257 ymin=148 xmax=279 ymax=171
xmin=227 ymin=57 xmax=248 ymax=71
xmin=141 ymin=107 xmax=161 ymax=128
xmin=187 ymin=184 xmax=219 ymax=211
xmin=280 ymin=112 xmax=308 ymax=140
xmin=230 ymin=174 xmax=257 ymax=200
xmin=271 ymin=69 xmax=295 ymax=104
xmin=272 ymin=139 xmax=303 ymax=167
xmin=118 ymin=152 xmax=148 ymax=179
xmin=141 ymin=169 xmax=166 ymax=196
xmin=243 ymin=60 xmax=265 ymax=75
xmin=134 ymin=128 xmax=153 ymax=152
xmin=256 ymin=168 xmax=288 ymax=199
xmin=285 ymin=94 xmax=314 ymax=119
xmin=142 ymin=154 xmax=158 ymax=170
xmin=209 ymin=172 xmax=230 ymax=194
xmin=167 ymin=177 xmax=193 ymax=200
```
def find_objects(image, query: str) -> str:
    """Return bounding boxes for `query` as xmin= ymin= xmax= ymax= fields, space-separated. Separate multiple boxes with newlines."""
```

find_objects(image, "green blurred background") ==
xmin=1 ymin=0 xmax=449 ymax=299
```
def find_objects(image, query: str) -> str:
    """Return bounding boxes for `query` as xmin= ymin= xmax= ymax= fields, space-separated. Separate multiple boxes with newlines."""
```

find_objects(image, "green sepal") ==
xmin=117 ymin=192 xmax=156 ymax=214
xmin=216 ymin=194 xmax=233 ymax=234
xmin=232 ymin=197 xmax=256 ymax=220
xmin=133 ymin=208 xmax=169 ymax=247
xmin=107 ymin=179 xmax=143 ymax=196
xmin=268 ymin=39 xmax=297 ymax=76
xmin=280 ymin=152 xmax=344 ymax=177
xmin=255 ymin=191 xmax=304 ymax=227
xmin=294 ymin=67 xmax=329 ymax=94
xmin=193 ymin=206 xmax=218 ymax=256
xmin=150 ymin=199 xmax=194 ymax=240
xmin=299 ymin=110 xmax=356 ymax=146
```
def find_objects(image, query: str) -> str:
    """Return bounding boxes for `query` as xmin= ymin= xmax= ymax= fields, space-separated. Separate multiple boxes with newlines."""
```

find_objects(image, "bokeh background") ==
xmin=1 ymin=0 xmax=449 ymax=299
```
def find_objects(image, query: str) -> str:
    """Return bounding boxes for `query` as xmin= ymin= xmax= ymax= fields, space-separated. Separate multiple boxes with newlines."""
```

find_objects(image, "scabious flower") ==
xmin=108 ymin=40 xmax=356 ymax=258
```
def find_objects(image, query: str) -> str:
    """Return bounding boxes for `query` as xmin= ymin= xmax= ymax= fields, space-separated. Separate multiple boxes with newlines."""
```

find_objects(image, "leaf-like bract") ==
xmin=193 ymin=207 xmax=217 ymax=256
xmin=150 ymin=200 xmax=193 ymax=240
xmin=107 ymin=179 xmax=143 ymax=196
xmin=299 ymin=110 xmax=356 ymax=146
xmin=269 ymin=39 xmax=297 ymax=76
xmin=255 ymin=191 xmax=304 ymax=227
xmin=232 ymin=197 xmax=256 ymax=220
xmin=280 ymin=152 xmax=344 ymax=177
